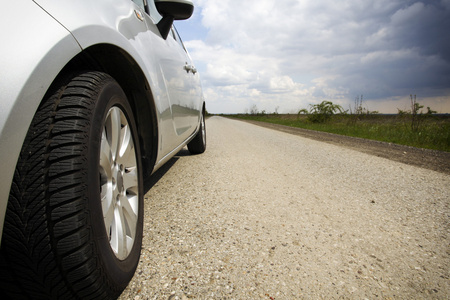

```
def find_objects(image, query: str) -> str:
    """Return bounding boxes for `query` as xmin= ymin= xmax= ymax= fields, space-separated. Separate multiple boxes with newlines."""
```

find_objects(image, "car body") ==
xmin=0 ymin=0 xmax=205 ymax=298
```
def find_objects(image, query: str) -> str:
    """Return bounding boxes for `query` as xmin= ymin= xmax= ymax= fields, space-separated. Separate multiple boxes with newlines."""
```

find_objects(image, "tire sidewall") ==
xmin=188 ymin=111 xmax=206 ymax=154
xmin=87 ymin=77 xmax=144 ymax=288
xmin=201 ymin=113 xmax=206 ymax=147
xmin=198 ymin=113 xmax=206 ymax=150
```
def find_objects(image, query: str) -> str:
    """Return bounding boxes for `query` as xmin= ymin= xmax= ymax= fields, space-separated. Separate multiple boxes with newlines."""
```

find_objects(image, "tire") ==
xmin=187 ymin=111 xmax=206 ymax=154
xmin=0 ymin=72 xmax=143 ymax=299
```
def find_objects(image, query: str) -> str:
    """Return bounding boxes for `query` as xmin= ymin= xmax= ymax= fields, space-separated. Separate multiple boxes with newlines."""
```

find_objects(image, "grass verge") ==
xmin=226 ymin=114 xmax=450 ymax=152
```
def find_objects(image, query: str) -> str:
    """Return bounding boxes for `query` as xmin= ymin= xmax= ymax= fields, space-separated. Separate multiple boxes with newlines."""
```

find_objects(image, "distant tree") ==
xmin=410 ymin=94 xmax=423 ymax=132
xmin=397 ymin=95 xmax=436 ymax=132
xmin=249 ymin=104 xmax=258 ymax=115
xmin=426 ymin=106 xmax=437 ymax=115
xmin=274 ymin=106 xmax=280 ymax=115
xmin=397 ymin=108 xmax=408 ymax=116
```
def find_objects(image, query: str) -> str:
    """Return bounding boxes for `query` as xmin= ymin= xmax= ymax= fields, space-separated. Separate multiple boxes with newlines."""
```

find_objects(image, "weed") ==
xmin=298 ymin=100 xmax=344 ymax=123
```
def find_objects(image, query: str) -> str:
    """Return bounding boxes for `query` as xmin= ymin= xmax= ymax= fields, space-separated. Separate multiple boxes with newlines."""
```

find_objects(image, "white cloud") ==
xmin=184 ymin=0 xmax=450 ymax=113
xmin=269 ymin=76 xmax=297 ymax=93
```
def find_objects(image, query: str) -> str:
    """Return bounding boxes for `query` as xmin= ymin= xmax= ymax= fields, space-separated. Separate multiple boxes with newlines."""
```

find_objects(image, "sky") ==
xmin=175 ymin=0 xmax=450 ymax=114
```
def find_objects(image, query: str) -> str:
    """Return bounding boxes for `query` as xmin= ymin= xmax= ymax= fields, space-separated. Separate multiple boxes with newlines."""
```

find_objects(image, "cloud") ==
xmin=184 ymin=0 xmax=450 ymax=113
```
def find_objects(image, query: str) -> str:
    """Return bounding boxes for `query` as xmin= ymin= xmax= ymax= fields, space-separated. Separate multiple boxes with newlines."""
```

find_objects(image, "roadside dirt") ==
xmin=241 ymin=119 xmax=450 ymax=175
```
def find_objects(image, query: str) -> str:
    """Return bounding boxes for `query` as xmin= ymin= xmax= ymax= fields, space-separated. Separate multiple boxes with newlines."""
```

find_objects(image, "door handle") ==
xmin=184 ymin=63 xmax=197 ymax=74
xmin=184 ymin=63 xmax=192 ymax=73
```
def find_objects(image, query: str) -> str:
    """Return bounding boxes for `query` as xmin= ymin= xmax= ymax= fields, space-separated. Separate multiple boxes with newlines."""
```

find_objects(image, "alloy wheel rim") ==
xmin=99 ymin=106 xmax=139 ymax=260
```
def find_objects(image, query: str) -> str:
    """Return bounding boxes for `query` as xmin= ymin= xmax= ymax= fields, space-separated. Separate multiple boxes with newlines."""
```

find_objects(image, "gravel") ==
xmin=239 ymin=118 xmax=450 ymax=175
xmin=119 ymin=116 xmax=449 ymax=299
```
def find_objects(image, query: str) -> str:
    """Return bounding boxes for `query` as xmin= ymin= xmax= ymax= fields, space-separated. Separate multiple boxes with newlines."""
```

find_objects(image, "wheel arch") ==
xmin=57 ymin=44 xmax=159 ymax=192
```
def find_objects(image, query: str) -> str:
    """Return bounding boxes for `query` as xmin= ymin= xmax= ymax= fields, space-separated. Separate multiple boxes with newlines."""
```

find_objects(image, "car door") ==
xmin=172 ymin=26 xmax=203 ymax=133
xmin=135 ymin=0 xmax=200 ymax=155
xmin=129 ymin=0 xmax=197 ymax=158
xmin=160 ymin=26 xmax=199 ymax=141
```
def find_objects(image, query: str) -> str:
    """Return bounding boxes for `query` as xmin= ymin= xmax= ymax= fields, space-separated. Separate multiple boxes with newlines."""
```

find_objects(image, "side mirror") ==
xmin=155 ymin=0 xmax=194 ymax=39
xmin=155 ymin=0 xmax=194 ymax=20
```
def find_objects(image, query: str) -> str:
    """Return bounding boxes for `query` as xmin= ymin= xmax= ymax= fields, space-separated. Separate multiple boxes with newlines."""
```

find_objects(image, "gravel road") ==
xmin=119 ymin=116 xmax=449 ymax=299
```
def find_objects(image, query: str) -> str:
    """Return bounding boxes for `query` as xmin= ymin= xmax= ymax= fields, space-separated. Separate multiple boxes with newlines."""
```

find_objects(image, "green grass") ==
xmin=227 ymin=114 xmax=450 ymax=152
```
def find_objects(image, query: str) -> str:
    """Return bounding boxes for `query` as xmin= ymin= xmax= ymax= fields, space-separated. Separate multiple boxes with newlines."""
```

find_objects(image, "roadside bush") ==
xmin=397 ymin=95 xmax=437 ymax=132
xmin=299 ymin=100 xmax=344 ymax=123
xmin=348 ymin=95 xmax=378 ymax=125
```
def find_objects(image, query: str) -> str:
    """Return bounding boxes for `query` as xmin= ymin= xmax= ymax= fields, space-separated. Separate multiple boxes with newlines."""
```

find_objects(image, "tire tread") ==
xmin=0 ymin=72 xmax=120 ymax=299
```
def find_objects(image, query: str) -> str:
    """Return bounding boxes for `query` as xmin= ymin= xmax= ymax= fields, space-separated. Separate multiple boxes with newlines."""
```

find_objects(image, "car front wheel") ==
xmin=0 ymin=71 xmax=143 ymax=299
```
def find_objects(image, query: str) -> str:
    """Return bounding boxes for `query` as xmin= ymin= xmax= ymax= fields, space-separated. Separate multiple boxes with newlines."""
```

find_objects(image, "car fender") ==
xmin=0 ymin=1 xmax=82 ymax=240
xmin=34 ymin=0 xmax=165 ymax=102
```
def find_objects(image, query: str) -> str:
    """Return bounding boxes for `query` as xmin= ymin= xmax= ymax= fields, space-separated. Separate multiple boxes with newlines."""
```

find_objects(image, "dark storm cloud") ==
xmin=187 ymin=0 xmax=450 ymax=113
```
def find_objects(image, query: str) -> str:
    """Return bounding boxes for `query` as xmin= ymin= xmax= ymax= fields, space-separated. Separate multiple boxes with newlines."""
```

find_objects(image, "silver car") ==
xmin=0 ymin=0 xmax=206 ymax=298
